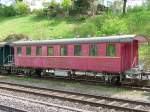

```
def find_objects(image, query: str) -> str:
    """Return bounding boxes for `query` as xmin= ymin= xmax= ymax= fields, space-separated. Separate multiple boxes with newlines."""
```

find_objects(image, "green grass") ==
xmin=0 ymin=15 xmax=82 ymax=40
xmin=0 ymin=75 xmax=133 ymax=93
xmin=0 ymin=11 xmax=150 ymax=40
xmin=0 ymin=10 xmax=149 ymax=60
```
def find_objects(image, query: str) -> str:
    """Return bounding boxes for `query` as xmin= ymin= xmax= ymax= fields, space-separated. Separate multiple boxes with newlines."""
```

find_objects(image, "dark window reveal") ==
xmin=89 ymin=44 xmax=98 ymax=56
xmin=48 ymin=46 xmax=54 ymax=56
xmin=36 ymin=46 xmax=42 ymax=56
xmin=26 ymin=47 xmax=31 ymax=56
xmin=17 ymin=47 xmax=22 ymax=56
xmin=106 ymin=44 xmax=116 ymax=57
xmin=74 ymin=45 xmax=81 ymax=56
xmin=60 ymin=45 xmax=67 ymax=56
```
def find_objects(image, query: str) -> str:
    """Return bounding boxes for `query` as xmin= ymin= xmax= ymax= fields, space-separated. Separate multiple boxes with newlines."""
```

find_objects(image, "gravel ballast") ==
xmin=0 ymin=88 xmax=125 ymax=112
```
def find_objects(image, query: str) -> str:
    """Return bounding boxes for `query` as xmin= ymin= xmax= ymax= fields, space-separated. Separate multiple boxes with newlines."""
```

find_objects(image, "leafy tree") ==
xmin=61 ymin=0 xmax=72 ymax=16
xmin=72 ymin=0 xmax=104 ymax=15
xmin=49 ymin=0 xmax=58 ymax=9
xmin=4 ymin=34 xmax=29 ymax=42
xmin=48 ymin=0 xmax=61 ymax=17
xmin=15 ymin=1 xmax=30 ymax=15
xmin=72 ymin=0 xmax=90 ymax=14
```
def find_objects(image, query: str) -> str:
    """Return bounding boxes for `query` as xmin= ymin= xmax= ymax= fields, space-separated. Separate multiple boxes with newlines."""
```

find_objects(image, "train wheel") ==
xmin=111 ymin=76 xmax=121 ymax=86
xmin=35 ymin=69 xmax=42 ymax=78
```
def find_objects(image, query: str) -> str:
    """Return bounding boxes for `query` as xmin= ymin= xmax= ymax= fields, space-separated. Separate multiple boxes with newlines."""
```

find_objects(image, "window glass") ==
xmin=17 ymin=47 xmax=22 ymax=56
xmin=74 ymin=45 xmax=81 ymax=56
xmin=89 ymin=44 xmax=98 ymax=56
xmin=26 ymin=47 xmax=31 ymax=56
xmin=106 ymin=44 xmax=116 ymax=57
xmin=48 ymin=46 xmax=54 ymax=56
xmin=61 ymin=45 xmax=67 ymax=56
xmin=36 ymin=46 xmax=42 ymax=56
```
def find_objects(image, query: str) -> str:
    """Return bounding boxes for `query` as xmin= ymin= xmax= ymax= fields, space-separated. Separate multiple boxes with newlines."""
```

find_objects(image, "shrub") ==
xmin=61 ymin=0 xmax=72 ymax=16
xmin=88 ymin=15 xmax=105 ymax=31
xmin=4 ymin=33 xmax=29 ymax=42
xmin=128 ymin=6 xmax=146 ymax=13
xmin=101 ymin=17 xmax=128 ymax=35
xmin=47 ymin=0 xmax=63 ymax=17
xmin=74 ymin=22 xmax=97 ymax=37
xmin=0 ymin=5 xmax=16 ymax=17
xmin=15 ymin=2 xmax=30 ymax=15
xmin=127 ymin=11 xmax=150 ymax=34
xmin=0 ymin=5 xmax=4 ymax=16
xmin=33 ymin=9 xmax=47 ymax=17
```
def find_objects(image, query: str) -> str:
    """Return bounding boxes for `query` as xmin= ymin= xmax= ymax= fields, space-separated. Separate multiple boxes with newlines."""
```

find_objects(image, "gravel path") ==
xmin=0 ymin=88 xmax=125 ymax=112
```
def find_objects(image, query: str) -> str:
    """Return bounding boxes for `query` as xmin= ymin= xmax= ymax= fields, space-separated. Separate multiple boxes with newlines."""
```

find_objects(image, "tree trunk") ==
xmin=123 ymin=0 xmax=127 ymax=14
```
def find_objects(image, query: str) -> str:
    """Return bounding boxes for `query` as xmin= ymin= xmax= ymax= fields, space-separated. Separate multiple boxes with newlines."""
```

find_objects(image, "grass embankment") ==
xmin=0 ymin=15 xmax=79 ymax=40
xmin=0 ymin=10 xmax=150 ymax=40
xmin=0 ymin=9 xmax=150 ymax=59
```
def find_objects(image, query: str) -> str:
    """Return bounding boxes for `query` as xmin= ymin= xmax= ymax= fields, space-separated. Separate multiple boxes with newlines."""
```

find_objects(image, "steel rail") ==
xmin=122 ymin=84 xmax=150 ymax=92
xmin=0 ymin=82 xmax=149 ymax=112
xmin=0 ymin=104 xmax=27 ymax=112
xmin=0 ymin=93 xmax=89 ymax=112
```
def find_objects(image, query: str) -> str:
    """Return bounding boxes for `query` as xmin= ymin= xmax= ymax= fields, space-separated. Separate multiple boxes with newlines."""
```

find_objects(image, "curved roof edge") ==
xmin=134 ymin=35 xmax=149 ymax=44
xmin=12 ymin=35 xmax=135 ymax=46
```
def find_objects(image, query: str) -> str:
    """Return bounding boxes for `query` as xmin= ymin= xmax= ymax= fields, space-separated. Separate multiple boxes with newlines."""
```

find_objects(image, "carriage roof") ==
xmin=13 ymin=35 xmax=148 ymax=46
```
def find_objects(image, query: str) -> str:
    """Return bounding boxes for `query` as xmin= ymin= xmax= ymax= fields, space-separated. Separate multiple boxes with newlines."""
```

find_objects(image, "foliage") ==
xmin=72 ymin=0 xmax=90 ymax=14
xmin=33 ymin=9 xmax=47 ymax=17
xmin=0 ymin=16 xmax=77 ymax=40
xmin=74 ymin=22 xmax=97 ymax=37
xmin=49 ymin=0 xmax=58 ymax=8
xmin=4 ymin=33 xmax=29 ymax=42
xmin=61 ymin=0 xmax=72 ymax=10
xmin=101 ymin=17 xmax=128 ymax=35
xmin=47 ymin=0 xmax=62 ymax=17
xmin=61 ymin=0 xmax=72 ymax=16
xmin=15 ymin=2 xmax=30 ymax=15
xmin=0 ymin=5 xmax=16 ymax=17
xmin=0 ymin=2 xmax=29 ymax=17
xmin=74 ymin=14 xmax=128 ymax=37
xmin=127 ymin=10 xmax=150 ymax=36
xmin=89 ymin=15 xmax=105 ymax=30
xmin=128 ymin=5 xmax=146 ymax=13
xmin=1 ymin=4 xmax=150 ymax=40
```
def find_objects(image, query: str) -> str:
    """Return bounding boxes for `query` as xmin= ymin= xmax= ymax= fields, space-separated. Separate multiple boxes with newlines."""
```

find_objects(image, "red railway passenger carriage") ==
xmin=13 ymin=35 xmax=148 ymax=83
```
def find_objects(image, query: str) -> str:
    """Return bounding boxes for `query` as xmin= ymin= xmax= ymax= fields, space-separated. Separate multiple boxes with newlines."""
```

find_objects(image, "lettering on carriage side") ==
xmin=99 ymin=62 xmax=114 ymax=67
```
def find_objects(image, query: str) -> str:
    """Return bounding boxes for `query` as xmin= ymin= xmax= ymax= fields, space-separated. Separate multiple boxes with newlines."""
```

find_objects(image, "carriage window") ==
xmin=74 ymin=45 xmax=81 ymax=56
xmin=89 ymin=44 xmax=98 ymax=56
xmin=106 ymin=44 xmax=116 ymax=57
xmin=36 ymin=46 xmax=42 ymax=56
xmin=61 ymin=45 xmax=67 ymax=56
xmin=26 ymin=47 xmax=31 ymax=56
xmin=17 ymin=47 xmax=22 ymax=56
xmin=48 ymin=46 xmax=54 ymax=56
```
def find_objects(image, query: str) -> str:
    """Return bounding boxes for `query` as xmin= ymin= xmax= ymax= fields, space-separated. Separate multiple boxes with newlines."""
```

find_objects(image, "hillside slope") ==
xmin=0 ymin=15 xmax=79 ymax=40
xmin=0 ymin=10 xmax=150 ymax=40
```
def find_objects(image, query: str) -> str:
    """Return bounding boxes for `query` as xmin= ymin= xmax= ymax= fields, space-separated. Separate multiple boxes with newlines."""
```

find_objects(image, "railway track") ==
xmin=0 ymin=82 xmax=149 ymax=112
xmin=0 ymin=93 xmax=88 ymax=112
xmin=122 ymin=84 xmax=150 ymax=92
xmin=0 ymin=104 xmax=26 ymax=112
